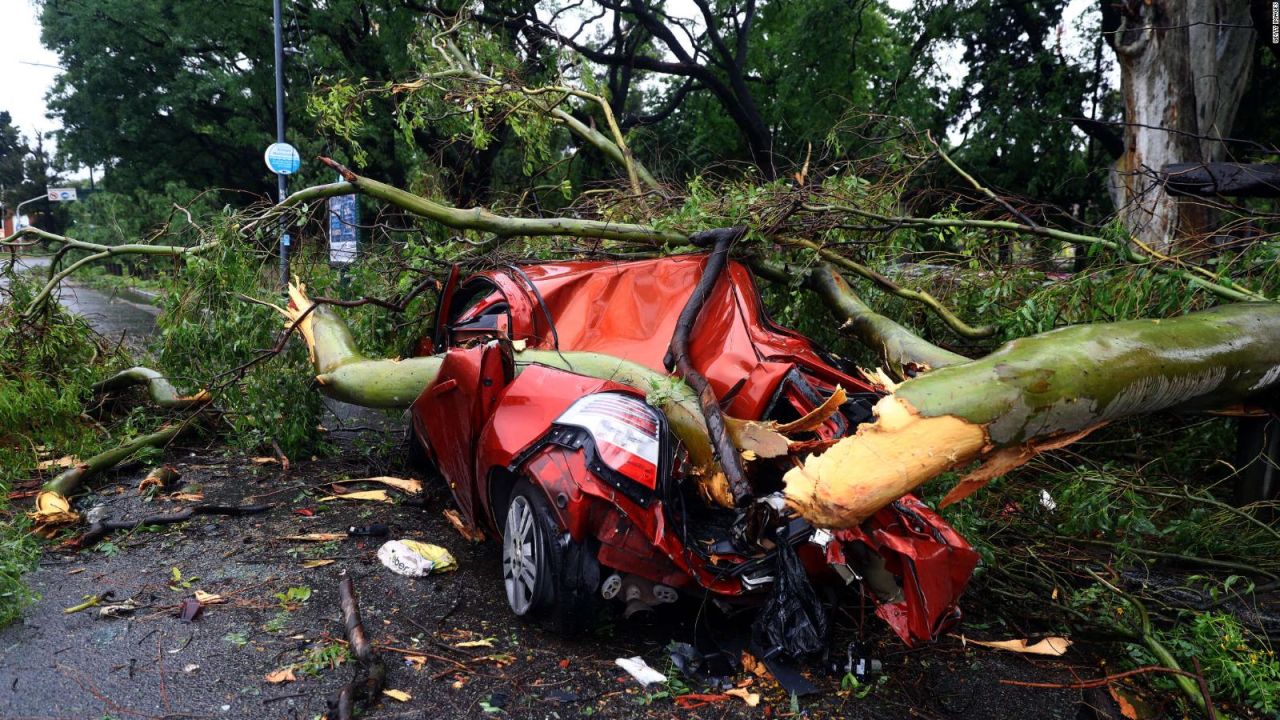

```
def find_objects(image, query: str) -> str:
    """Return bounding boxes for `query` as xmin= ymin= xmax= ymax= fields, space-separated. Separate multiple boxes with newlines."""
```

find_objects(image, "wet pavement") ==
xmin=4 ymin=255 xmax=161 ymax=347
xmin=1 ymin=448 xmax=1093 ymax=720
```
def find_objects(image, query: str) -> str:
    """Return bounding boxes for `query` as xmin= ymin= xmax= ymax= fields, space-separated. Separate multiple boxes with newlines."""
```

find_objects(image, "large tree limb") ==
xmin=802 ymin=203 xmax=1274 ymax=304
xmin=92 ymin=367 xmax=212 ymax=409
xmin=665 ymin=227 xmax=752 ymax=505
xmin=319 ymin=157 xmax=681 ymax=244
xmin=752 ymin=259 xmax=968 ymax=376
xmin=0 ymin=227 xmax=217 ymax=318
xmin=784 ymin=302 xmax=1280 ymax=528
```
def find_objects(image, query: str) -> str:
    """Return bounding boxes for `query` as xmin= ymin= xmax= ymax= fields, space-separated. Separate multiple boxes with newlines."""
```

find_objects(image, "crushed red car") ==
xmin=407 ymin=252 xmax=979 ymax=650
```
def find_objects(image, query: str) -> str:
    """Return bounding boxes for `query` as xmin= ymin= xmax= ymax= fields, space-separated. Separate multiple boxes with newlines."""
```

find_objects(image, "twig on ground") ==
xmin=331 ymin=578 xmax=388 ymax=720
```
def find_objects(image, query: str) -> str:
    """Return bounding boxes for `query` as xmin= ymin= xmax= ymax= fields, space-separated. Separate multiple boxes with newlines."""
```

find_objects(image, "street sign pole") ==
xmin=273 ymin=0 xmax=289 ymax=289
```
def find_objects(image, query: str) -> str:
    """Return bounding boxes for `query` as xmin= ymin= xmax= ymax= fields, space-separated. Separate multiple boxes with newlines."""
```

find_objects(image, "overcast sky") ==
xmin=1 ymin=1 xmax=61 ymax=143
xmin=0 ymin=0 xmax=1107 ymax=171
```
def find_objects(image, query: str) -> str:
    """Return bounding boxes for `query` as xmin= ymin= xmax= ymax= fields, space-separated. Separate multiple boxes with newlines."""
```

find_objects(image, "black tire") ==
xmin=501 ymin=480 xmax=601 ymax=635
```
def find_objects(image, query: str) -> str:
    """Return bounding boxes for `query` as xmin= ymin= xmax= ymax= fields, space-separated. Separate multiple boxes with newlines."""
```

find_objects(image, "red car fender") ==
xmin=829 ymin=497 xmax=980 ymax=646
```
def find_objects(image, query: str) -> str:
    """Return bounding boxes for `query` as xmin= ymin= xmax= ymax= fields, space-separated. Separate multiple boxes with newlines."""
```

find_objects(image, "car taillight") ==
xmin=556 ymin=393 xmax=662 ymax=488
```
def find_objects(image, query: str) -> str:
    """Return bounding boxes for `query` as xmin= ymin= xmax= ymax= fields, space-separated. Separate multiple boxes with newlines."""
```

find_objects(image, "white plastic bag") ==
xmin=377 ymin=539 xmax=457 ymax=577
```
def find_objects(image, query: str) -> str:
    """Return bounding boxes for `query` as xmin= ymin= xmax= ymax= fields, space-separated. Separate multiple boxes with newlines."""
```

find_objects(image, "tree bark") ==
xmin=1106 ymin=0 xmax=1255 ymax=252
xmin=784 ymin=302 xmax=1280 ymax=528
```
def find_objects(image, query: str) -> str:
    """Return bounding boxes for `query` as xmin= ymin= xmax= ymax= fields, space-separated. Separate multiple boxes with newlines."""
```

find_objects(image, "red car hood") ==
xmin=487 ymin=255 xmax=875 ymax=418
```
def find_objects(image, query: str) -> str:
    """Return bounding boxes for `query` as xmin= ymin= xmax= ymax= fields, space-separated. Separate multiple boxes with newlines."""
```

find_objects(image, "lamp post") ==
xmin=14 ymin=194 xmax=46 ymax=231
xmin=273 ymin=0 xmax=289 ymax=288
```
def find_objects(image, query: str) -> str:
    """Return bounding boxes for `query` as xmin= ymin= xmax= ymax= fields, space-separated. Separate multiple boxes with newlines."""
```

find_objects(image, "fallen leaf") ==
xmin=178 ymin=597 xmax=203 ymax=623
xmin=250 ymin=457 xmax=278 ymax=465
xmin=67 ymin=567 xmax=85 ymax=575
xmin=278 ymin=533 xmax=347 ymax=542
xmin=36 ymin=455 xmax=79 ymax=471
xmin=741 ymin=651 xmax=774 ymax=682
xmin=165 ymin=492 xmax=205 ymax=502
xmin=958 ymin=635 xmax=1072 ymax=656
xmin=724 ymin=418 xmax=790 ymax=459
xmin=193 ymin=590 xmax=224 ymax=604
xmin=725 ymin=688 xmax=761 ymax=707
xmin=265 ymin=668 xmax=296 ymax=684
xmin=334 ymin=476 xmax=422 ymax=495
xmin=777 ymin=387 xmax=848 ymax=435
xmin=1109 ymin=684 xmax=1139 ymax=720
xmin=293 ymin=508 xmax=315 ymax=517
xmin=455 ymin=638 xmax=495 ymax=649
xmin=382 ymin=689 xmax=412 ymax=702
xmin=675 ymin=693 xmax=729 ymax=708
xmin=404 ymin=655 xmax=428 ymax=669
xmin=318 ymin=489 xmax=392 ymax=503
xmin=301 ymin=559 xmax=336 ymax=569
xmin=473 ymin=653 xmax=515 ymax=667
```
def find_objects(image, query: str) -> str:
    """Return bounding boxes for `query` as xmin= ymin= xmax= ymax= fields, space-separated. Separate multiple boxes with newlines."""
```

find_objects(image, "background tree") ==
xmin=1101 ymin=0 xmax=1255 ymax=252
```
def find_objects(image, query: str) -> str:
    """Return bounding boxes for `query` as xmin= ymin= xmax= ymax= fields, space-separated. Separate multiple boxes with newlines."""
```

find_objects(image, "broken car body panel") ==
xmin=410 ymin=254 xmax=977 ymax=646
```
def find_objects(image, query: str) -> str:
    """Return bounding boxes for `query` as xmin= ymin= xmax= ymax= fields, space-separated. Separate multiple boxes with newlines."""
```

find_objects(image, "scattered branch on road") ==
xmin=331 ymin=578 xmax=387 ymax=720
xmin=74 ymin=502 xmax=276 ymax=549
xmin=36 ymin=424 xmax=187 ymax=516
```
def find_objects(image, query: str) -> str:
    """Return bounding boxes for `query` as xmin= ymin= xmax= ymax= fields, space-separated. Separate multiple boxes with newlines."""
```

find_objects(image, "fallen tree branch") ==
xmin=40 ymin=424 xmax=186 ymax=500
xmin=778 ymin=236 xmax=995 ymax=339
xmin=783 ymin=302 xmax=1280 ymax=527
xmin=318 ymin=157 xmax=682 ymax=244
xmin=92 ymin=367 xmax=212 ymax=409
xmin=0 ymin=227 xmax=218 ymax=318
xmin=74 ymin=503 xmax=275 ymax=548
xmin=800 ymin=203 xmax=1273 ymax=304
xmin=331 ymin=578 xmax=387 ymax=720
xmin=1087 ymin=569 xmax=1213 ymax=716
xmin=752 ymin=260 xmax=967 ymax=376
xmin=666 ymin=227 xmax=751 ymax=505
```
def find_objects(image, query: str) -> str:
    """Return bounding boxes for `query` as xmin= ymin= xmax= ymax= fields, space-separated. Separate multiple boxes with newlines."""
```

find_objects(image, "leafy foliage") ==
xmin=0 ymin=272 xmax=148 ymax=624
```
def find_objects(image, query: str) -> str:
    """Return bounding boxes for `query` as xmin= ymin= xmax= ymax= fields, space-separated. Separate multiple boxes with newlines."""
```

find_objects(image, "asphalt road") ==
xmin=4 ymin=255 xmax=160 ymax=346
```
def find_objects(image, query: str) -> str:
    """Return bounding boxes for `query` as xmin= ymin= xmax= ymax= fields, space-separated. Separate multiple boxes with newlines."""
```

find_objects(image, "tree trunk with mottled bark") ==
xmin=1106 ymin=0 xmax=1254 ymax=252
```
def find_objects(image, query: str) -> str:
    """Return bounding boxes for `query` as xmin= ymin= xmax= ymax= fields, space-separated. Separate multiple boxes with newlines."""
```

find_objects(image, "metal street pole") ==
xmin=273 ymin=0 xmax=289 ymax=288
xmin=14 ymin=194 xmax=46 ymax=231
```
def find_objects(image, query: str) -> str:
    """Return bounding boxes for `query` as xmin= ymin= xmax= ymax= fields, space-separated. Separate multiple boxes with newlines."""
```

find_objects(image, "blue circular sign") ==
xmin=264 ymin=142 xmax=302 ymax=175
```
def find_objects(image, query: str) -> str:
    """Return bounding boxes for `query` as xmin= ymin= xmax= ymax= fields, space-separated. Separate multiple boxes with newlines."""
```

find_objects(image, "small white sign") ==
xmin=47 ymin=187 xmax=78 ymax=202
xmin=264 ymin=142 xmax=301 ymax=175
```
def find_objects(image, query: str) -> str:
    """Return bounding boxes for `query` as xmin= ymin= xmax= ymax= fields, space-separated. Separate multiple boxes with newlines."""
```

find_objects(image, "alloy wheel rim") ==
xmin=503 ymin=496 xmax=539 ymax=615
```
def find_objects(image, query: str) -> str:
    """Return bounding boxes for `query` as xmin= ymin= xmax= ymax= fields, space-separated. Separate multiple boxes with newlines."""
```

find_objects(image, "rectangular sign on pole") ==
xmin=46 ymin=188 xmax=78 ymax=202
xmin=328 ymin=186 xmax=358 ymax=265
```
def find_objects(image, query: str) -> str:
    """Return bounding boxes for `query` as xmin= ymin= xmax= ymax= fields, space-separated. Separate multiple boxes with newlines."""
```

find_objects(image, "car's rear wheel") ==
xmin=501 ymin=480 xmax=600 ymax=634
